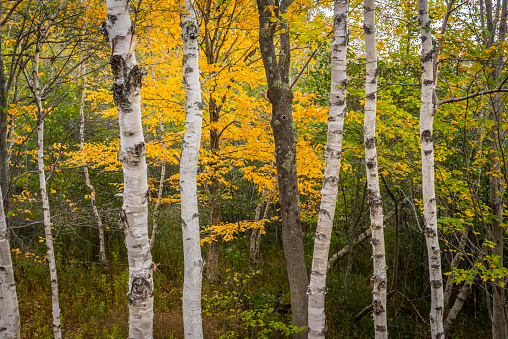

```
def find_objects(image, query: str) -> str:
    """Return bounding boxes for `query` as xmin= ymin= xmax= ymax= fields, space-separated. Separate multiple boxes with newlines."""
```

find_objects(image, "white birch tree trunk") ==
xmin=443 ymin=231 xmax=467 ymax=310
xmin=32 ymin=45 xmax=62 ymax=339
xmin=105 ymin=1 xmax=154 ymax=337
xmin=363 ymin=1 xmax=388 ymax=337
xmin=307 ymin=1 xmax=348 ymax=337
xmin=444 ymin=281 xmax=471 ymax=332
xmin=0 ymin=185 xmax=20 ymax=339
xmin=79 ymin=47 xmax=108 ymax=274
xmin=180 ymin=1 xmax=204 ymax=337
xmin=418 ymin=0 xmax=445 ymax=337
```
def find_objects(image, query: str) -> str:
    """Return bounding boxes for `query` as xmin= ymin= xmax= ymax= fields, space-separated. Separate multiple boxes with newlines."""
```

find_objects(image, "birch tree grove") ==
xmin=363 ymin=0 xmax=387 ymax=336
xmin=105 ymin=1 xmax=154 ymax=337
xmin=0 ymin=186 xmax=20 ymax=339
xmin=179 ymin=1 xmax=204 ymax=337
xmin=307 ymin=0 xmax=348 ymax=337
xmin=4 ymin=0 xmax=508 ymax=337
xmin=417 ymin=0 xmax=445 ymax=337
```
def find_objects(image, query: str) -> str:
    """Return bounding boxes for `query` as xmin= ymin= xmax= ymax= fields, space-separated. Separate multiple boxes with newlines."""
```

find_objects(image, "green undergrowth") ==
xmin=11 ymin=207 xmax=492 ymax=338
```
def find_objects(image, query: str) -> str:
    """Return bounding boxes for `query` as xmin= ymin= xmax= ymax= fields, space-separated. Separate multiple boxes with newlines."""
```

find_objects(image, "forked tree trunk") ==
xmin=32 ymin=44 xmax=62 ymax=339
xmin=79 ymin=46 xmax=108 ymax=274
xmin=250 ymin=189 xmax=272 ymax=267
xmin=105 ymin=1 xmax=154 ymax=337
xmin=250 ymin=189 xmax=267 ymax=267
xmin=363 ymin=1 xmax=388 ymax=337
xmin=256 ymin=2 xmax=309 ymax=336
xmin=307 ymin=1 xmax=348 ymax=335
xmin=0 ymin=186 xmax=20 ymax=338
xmin=180 ymin=1 xmax=204 ymax=337
xmin=418 ymin=0 xmax=445 ymax=337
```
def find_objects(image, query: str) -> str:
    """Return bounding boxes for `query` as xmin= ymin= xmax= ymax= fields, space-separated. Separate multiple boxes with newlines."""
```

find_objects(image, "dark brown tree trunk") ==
xmin=0 ymin=34 xmax=9 ymax=214
xmin=484 ymin=1 xmax=508 ymax=337
xmin=206 ymin=95 xmax=221 ymax=282
xmin=256 ymin=1 xmax=308 ymax=336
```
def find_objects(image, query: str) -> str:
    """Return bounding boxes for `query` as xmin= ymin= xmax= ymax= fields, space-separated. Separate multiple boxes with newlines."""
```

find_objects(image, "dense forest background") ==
xmin=0 ymin=0 xmax=507 ymax=338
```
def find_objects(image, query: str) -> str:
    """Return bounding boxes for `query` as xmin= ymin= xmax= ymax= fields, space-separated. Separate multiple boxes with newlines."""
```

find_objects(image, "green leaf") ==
xmin=480 ymin=26 xmax=492 ymax=37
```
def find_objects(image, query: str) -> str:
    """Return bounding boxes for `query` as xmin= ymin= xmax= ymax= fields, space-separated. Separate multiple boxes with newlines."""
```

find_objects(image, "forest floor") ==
xmin=12 ymin=216 xmax=493 ymax=339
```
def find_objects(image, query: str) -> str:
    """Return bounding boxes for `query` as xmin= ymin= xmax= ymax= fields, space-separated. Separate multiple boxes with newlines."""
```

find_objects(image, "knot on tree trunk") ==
xmin=129 ymin=275 xmax=153 ymax=305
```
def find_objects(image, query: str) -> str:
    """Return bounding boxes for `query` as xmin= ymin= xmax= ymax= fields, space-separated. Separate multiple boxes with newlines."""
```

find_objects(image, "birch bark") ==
xmin=105 ymin=1 xmax=154 ymax=337
xmin=418 ymin=0 xmax=445 ymax=337
xmin=363 ymin=1 xmax=388 ymax=337
xmin=180 ymin=1 xmax=204 ymax=337
xmin=32 ymin=42 xmax=62 ymax=339
xmin=444 ymin=282 xmax=471 ymax=331
xmin=0 ymin=185 xmax=20 ymax=338
xmin=307 ymin=0 xmax=348 ymax=337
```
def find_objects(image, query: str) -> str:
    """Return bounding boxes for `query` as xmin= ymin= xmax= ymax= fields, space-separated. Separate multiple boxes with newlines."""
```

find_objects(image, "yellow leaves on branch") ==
xmin=200 ymin=219 xmax=272 ymax=245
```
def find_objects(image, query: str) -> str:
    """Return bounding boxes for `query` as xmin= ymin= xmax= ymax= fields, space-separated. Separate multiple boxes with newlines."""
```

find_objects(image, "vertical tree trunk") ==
xmin=444 ymin=282 xmax=471 ymax=331
xmin=0 ymin=8 xmax=10 ymax=215
xmin=489 ymin=86 xmax=507 ymax=339
xmin=0 ymin=185 xmax=20 ymax=338
xmin=307 ymin=1 xmax=348 ymax=336
xmin=363 ymin=1 xmax=388 ymax=337
xmin=256 ymin=1 xmax=309 ymax=336
xmin=443 ymin=231 xmax=468 ymax=310
xmin=487 ymin=2 xmax=507 ymax=337
xmin=105 ymin=1 xmax=154 ymax=337
xmin=479 ymin=1 xmax=508 ymax=336
xmin=150 ymin=115 xmax=165 ymax=251
xmin=180 ymin=1 xmax=204 ymax=337
xmin=206 ymin=96 xmax=221 ymax=282
xmin=32 ymin=42 xmax=62 ymax=339
xmin=250 ymin=189 xmax=267 ymax=267
xmin=79 ymin=45 xmax=108 ymax=274
xmin=250 ymin=189 xmax=272 ymax=267
xmin=418 ymin=1 xmax=445 ymax=337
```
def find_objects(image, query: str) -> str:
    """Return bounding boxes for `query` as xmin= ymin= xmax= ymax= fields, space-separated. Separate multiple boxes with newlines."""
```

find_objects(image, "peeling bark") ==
xmin=105 ymin=1 xmax=154 ymax=337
